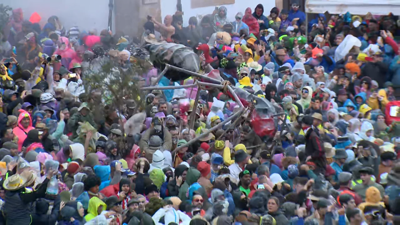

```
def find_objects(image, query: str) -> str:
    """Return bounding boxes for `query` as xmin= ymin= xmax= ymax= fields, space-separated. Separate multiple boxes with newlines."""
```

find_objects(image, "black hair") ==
xmin=245 ymin=163 xmax=259 ymax=174
xmin=358 ymin=140 xmax=370 ymax=149
xmin=84 ymin=175 xmax=101 ymax=191
xmin=339 ymin=194 xmax=354 ymax=206
xmin=49 ymin=33 xmax=59 ymax=41
xmin=346 ymin=208 xmax=361 ymax=222
xmin=219 ymin=167 xmax=230 ymax=175
xmin=279 ymin=89 xmax=290 ymax=98
xmin=312 ymin=96 xmax=322 ymax=102
xmin=260 ymin=151 xmax=271 ymax=160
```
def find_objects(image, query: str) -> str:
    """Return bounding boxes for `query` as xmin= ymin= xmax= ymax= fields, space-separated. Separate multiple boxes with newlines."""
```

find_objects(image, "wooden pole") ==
xmin=172 ymin=108 xmax=244 ymax=154
xmin=227 ymin=86 xmax=244 ymax=108
xmin=216 ymin=109 xmax=246 ymax=141
xmin=167 ymin=64 xmax=221 ymax=83
xmin=188 ymin=83 xmax=201 ymax=132
xmin=140 ymin=83 xmax=197 ymax=90
xmin=197 ymin=82 xmax=244 ymax=109
xmin=197 ymin=81 xmax=224 ymax=89
xmin=151 ymin=65 xmax=170 ymax=86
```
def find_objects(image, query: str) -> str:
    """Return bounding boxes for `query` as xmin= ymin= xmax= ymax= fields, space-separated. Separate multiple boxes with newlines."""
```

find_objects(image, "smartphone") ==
xmin=257 ymin=184 xmax=265 ymax=189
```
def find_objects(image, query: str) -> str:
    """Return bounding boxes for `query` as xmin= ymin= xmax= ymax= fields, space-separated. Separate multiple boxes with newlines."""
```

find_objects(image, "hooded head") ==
xmin=94 ymin=165 xmax=110 ymax=182
xmin=185 ymin=167 xmax=201 ymax=185
xmin=254 ymin=4 xmax=265 ymax=18
xmin=218 ymin=6 xmax=227 ymax=19
xmin=86 ymin=197 xmax=106 ymax=219
xmin=151 ymin=150 xmax=165 ymax=169
xmin=365 ymin=186 xmax=382 ymax=203
xmin=17 ymin=110 xmax=33 ymax=131
xmin=149 ymin=168 xmax=165 ymax=189
xmin=359 ymin=121 xmax=375 ymax=141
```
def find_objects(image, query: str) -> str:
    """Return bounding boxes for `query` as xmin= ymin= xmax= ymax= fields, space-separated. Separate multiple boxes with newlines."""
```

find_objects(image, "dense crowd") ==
xmin=0 ymin=0 xmax=400 ymax=224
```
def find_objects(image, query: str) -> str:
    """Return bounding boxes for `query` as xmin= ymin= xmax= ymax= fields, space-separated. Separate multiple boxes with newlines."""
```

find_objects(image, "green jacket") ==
xmin=68 ymin=112 xmax=97 ymax=140
xmin=178 ymin=167 xmax=201 ymax=202
xmin=352 ymin=181 xmax=385 ymax=201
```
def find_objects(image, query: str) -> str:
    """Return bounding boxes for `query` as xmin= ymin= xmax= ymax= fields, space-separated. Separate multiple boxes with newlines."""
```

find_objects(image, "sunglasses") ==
xmin=236 ymin=17 xmax=242 ymax=20
xmin=292 ymin=5 xmax=299 ymax=8
xmin=302 ymin=89 xmax=309 ymax=93
xmin=194 ymin=198 xmax=204 ymax=203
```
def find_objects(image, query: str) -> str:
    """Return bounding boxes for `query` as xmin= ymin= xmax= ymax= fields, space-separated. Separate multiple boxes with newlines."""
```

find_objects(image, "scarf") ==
xmin=0 ymin=66 xmax=13 ymax=81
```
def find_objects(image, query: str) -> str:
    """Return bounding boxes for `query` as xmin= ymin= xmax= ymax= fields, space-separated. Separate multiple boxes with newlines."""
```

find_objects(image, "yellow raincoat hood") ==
xmin=84 ymin=197 xmax=107 ymax=222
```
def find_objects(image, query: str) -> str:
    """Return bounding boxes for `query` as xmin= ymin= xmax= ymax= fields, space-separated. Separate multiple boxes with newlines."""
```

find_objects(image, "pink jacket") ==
xmin=13 ymin=110 xmax=34 ymax=151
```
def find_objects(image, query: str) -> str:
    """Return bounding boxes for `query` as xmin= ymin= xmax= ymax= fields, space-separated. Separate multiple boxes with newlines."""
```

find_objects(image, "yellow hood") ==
xmin=85 ymin=197 xmax=106 ymax=221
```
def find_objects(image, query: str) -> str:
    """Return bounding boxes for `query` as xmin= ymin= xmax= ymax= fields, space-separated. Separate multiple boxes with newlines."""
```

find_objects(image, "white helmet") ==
xmin=40 ymin=93 xmax=54 ymax=104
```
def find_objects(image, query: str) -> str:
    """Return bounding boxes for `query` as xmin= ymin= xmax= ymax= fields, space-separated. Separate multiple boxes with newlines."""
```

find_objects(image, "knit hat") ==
xmin=214 ymin=140 xmax=225 ymax=151
xmin=211 ymin=153 xmax=223 ymax=165
xmin=338 ymin=172 xmax=352 ymax=184
xmin=25 ymin=151 xmax=38 ymax=163
xmin=144 ymin=184 xmax=159 ymax=195
xmin=149 ymin=135 xmax=163 ymax=147
xmin=6 ymin=115 xmax=17 ymax=127
xmin=2 ymin=142 xmax=18 ymax=150
xmin=199 ymin=142 xmax=210 ymax=152
xmin=234 ymin=150 xmax=249 ymax=163
xmin=197 ymin=161 xmax=211 ymax=177
xmin=234 ymin=144 xmax=247 ymax=152
xmin=177 ymin=139 xmax=188 ymax=148
xmin=287 ymin=165 xmax=299 ymax=179
xmin=365 ymin=186 xmax=382 ymax=203
xmin=67 ymin=162 xmax=80 ymax=174
xmin=345 ymin=62 xmax=361 ymax=76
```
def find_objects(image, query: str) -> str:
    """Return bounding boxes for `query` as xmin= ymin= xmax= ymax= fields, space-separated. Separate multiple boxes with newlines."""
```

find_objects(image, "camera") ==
xmin=46 ymin=54 xmax=62 ymax=63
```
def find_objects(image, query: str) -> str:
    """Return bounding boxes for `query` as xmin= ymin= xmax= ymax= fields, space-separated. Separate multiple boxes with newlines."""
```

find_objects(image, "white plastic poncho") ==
xmin=334 ymin=34 xmax=362 ymax=62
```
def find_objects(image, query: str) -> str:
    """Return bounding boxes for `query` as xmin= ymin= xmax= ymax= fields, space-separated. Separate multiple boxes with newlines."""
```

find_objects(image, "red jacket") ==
xmin=100 ymin=183 xmax=119 ymax=197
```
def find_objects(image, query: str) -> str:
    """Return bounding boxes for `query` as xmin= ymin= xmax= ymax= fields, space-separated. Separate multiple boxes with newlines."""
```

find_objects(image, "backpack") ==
xmin=160 ymin=181 xmax=169 ymax=198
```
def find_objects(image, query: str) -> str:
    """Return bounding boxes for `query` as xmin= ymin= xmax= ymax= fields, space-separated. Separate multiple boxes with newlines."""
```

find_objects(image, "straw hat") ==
xmin=312 ymin=113 xmax=323 ymax=121
xmin=248 ymin=62 xmax=262 ymax=72
xmin=3 ymin=174 xmax=27 ymax=191
xmin=198 ymin=128 xmax=215 ymax=142
xmin=21 ymin=170 xmax=37 ymax=188
xmin=324 ymin=142 xmax=335 ymax=158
